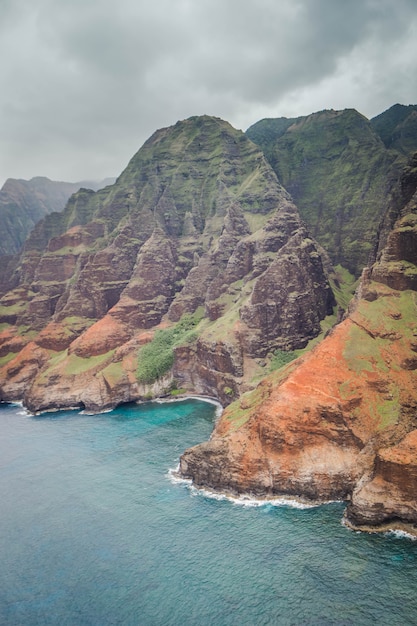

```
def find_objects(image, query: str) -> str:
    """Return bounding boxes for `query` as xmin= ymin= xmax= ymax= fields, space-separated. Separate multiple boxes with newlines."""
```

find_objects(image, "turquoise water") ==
xmin=1 ymin=399 xmax=417 ymax=626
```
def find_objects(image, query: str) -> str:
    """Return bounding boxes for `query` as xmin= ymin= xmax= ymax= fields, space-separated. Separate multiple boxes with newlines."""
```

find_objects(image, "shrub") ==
xmin=137 ymin=311 xmax=203 ymax=384
xmin=270 ymin=349 xmax=297 ymax=371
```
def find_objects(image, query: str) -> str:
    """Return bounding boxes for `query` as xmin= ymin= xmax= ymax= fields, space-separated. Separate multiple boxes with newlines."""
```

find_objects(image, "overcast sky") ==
xmin=1 ymin=0 xmax=417 ymax=186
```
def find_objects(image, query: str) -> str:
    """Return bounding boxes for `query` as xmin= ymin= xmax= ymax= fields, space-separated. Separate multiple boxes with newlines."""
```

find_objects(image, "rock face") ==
xmin=371 ymin=103 xmax=417 ymax=156
xmin=0 ymin=176 xmax=114 ymax=257
xmin=0 ymin=116 xmax=334 ymax=412
xmin=247 ymin=108 xmax=404 ymax=276
xmin=0 ymin=176 xmax=115 ymax=298
xmin=347 ymin=431 xmax=417 ymax=528
xmin=180 ymin=152 xmax=417 ymax=534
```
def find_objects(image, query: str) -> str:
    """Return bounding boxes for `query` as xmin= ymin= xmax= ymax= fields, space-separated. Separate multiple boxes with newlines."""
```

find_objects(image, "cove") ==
xmin=1 ymin=399 xmax=417 ymax=626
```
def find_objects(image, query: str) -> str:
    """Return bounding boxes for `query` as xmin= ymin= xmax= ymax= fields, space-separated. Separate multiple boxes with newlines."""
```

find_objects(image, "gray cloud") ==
xmin=1 ymin=0 xmax=417 ymax=185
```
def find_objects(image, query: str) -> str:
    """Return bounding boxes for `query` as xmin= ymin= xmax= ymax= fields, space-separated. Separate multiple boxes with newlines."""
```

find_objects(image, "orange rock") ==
xmin=69 ymin=315 xmax=132 ymax=357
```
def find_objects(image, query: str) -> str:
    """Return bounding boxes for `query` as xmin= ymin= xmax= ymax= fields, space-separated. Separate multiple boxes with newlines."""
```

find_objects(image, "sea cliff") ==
xmin=179 ymin=152 xmax=417 ymax=533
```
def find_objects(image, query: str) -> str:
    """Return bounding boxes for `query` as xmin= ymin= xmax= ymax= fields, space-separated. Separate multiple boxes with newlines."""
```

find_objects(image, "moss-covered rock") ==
xmin=247 ymin=108 xmax=405 ymax=276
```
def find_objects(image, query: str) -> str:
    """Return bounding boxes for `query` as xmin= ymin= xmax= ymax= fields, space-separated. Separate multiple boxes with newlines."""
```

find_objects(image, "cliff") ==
xmin=0 ymin=116 xmax=334 ymax=412
xmin=179 ymin=152 xmax=417 ymax=534
xmin=1 ymin=108 xmax=416 ymax=534
xmin=247 ymin=108 xmax=404 ymax=276
xmin=371 ymin=103 xmax=417 ymax=156
xmin=0 ymin=176 xmax=115 ymax=297
xmin=0 ymin=176 xmax=114 ymax=257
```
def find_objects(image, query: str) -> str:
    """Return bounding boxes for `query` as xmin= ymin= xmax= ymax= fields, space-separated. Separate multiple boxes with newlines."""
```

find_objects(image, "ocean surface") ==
xmin=1 ymin=399 xmax=417 ymax=626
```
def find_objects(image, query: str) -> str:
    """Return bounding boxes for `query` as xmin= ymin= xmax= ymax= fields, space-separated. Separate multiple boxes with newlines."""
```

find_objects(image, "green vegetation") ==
xmin=101 ymin=361 xmax=125 ymax=386
xmin=63 ymin=351 xmax=115 ymax=376
xmin=170 ymin=387 xmax=187 ymax=396
xmin=224 ymin=385 xmax=265 ymax=430
xmin=224 ymin=401 xmax=251 ymax=431
xmin=17 ymin=327 xmax=37 ymax=340
xmin=343 ymin=324 xmax=385 ymax=374
xmin=247 ymin=109 xmax=403 ymax=276
xmin=137 ymin=310 xmax=204 ymax=384
xmin=269 ymin=349 xmax=297 ymax=371
xmin=329 ymin=264 xmax=358 ymax=310
xmin=0 ymin=353 xmax=16 ymax=367
xmin=39 ymin=349 xmax=116 ymax=380
xmin=341 ymin=286 xmax=417 ymax=431
xmin=375 ymin=388 xmax=400 ymax=430
xmin=371 ymin=104 xmax=417 ymax=154
xmin=354 ymin=284 xmax=416 ymax=341
xmin=0 ymin=302 xmax=26 ymax=316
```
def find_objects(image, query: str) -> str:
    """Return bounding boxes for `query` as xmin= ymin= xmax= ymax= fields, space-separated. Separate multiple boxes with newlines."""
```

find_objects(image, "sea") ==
xmin=1 ymin=398 xmax=417 ymax=626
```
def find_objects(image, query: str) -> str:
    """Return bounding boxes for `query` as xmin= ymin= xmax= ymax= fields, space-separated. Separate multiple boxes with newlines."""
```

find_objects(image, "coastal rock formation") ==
xmin=1 ymin=108 xmax=416 ymax=534
xmin=0 ymin=116 xmax=334 ymax=412
xmin=180 ymin=152 xmax=417 ymax=533
xmin=347 ymin=431 xmax=417 ymax=529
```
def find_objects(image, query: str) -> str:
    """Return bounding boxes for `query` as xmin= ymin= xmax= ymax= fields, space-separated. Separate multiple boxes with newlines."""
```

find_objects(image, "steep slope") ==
xmin=179 ymin=153 xmax=417 ymax=534
xmin=371 ymin=103 xmax=417 ymax=156
xmin=247 ymin=108 xmax=403 ymax=276
xmin=0 ymin=176 xmax=114 ymax=256
xmin=0 ymin=116 xmax=334 ymax=412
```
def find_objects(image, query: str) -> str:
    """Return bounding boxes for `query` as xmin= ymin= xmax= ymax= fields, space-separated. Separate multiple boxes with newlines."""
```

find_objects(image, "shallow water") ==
xmin=1 ymin=399 xmax=416 ymax=626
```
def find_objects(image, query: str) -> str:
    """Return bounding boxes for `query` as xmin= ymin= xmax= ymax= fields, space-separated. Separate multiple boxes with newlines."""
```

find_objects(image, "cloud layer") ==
xmin=1 ymin=0 xmax=417 ymax=184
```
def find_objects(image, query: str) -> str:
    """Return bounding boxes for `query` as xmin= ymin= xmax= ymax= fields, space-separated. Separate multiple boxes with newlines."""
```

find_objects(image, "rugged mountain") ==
xmin=180 ymin=152 xmax=417 ymax=534
xmin=246 ymin=108 xmax=404 ymax=276
xmin=0 ymin=116 xmax=335 ymax=411
xmin=371 ymin=104 xmax=417 ymax=156
xmin=0 ymin=176 xmax=114 ymax=257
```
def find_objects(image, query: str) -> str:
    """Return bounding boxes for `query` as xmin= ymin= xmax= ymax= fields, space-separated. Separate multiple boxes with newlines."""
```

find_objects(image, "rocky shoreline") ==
xmin=1 ymin=118 xmax=416 ymax=537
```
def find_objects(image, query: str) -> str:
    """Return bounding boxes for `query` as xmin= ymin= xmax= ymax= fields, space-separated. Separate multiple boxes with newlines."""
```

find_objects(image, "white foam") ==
xmin=167 ymin=465 xmax=192 ymax=485
xmin=167 ymin=467 xmax=326 ymax=509
xmin=155 ymin=394 xmax=222 ymax=414
xmin=80 ymin=408 xmax=114 ymax=416
xmin=341 ymin=517 xmax=417 ymax=540
xmin=193 ymin=488 xmax=322 ymax=509
xmin=385 ymin=529 xmax=417 ymax=541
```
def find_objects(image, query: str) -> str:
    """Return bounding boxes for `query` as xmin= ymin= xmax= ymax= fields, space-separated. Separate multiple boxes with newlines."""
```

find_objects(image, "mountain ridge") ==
xmin=246 ymin=106 xmax=406 ymax=275
xmin=1 ymin=106 xmax=416 ymax=534
xmin=0 ymin=175 xmax=116 ymax=257
xmin=0 ymin=115 xmax=334 ymax=410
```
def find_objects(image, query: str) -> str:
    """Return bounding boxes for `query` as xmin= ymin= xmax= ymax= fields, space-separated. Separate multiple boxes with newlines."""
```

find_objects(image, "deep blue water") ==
xmin=1 ymin=399 xmax=417 ymax=626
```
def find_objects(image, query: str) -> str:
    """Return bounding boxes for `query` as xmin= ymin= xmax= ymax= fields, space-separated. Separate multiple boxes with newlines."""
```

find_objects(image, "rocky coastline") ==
xmin=1 ymin=114 xmax=416 ymax=536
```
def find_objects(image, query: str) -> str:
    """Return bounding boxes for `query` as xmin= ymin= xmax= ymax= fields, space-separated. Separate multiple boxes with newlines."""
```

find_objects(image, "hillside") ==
xmin=0 ymin=116 xmax=335 ymax=411
xmin=246 ymin=108 xmax=404 ymax=276
xmin=179 ymin=152 xmax=417 ymax=534
xmin=371 ymin=103 xmax=417 ymax=155
xmin=0 ymin=176 xmax=115 ymax=257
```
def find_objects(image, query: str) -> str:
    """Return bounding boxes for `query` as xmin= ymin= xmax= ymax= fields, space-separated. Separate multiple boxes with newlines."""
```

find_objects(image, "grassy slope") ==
xmin=247 ymin=109 xmax=403 ymax=276
xmin=371 ymin=104 xmax=417 ymax=154
xmin=223 ymin=283 xmax=416 ymax=433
